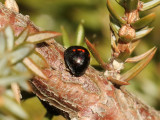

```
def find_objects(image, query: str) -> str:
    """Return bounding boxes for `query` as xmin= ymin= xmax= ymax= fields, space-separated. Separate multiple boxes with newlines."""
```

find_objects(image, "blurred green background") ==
xmin=1 ymin=0 xmax=160 ymax=119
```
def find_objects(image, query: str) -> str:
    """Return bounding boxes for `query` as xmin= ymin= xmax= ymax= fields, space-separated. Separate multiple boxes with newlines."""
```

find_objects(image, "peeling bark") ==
xmin=0 ymin=2 xmax=159 ymax=120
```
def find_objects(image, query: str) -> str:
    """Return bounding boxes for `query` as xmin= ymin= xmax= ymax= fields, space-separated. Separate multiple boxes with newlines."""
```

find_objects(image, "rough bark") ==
xmin=0 ymin=2 xmax=159 ymax=120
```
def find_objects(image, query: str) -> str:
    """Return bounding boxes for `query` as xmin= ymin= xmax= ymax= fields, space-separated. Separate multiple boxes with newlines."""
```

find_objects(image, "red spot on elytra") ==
xmin=77 ymin=49 xmax=81 ymax=51
xmin=77 ymin=49 xmax=85 ymax=53
xmin=82 ymin=49 xmax=85 ymax=52
xmin=72 ymin=49 xmax=76 ymax=52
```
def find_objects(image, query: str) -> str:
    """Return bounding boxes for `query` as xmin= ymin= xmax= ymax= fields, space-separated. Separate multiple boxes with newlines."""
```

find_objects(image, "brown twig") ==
xmin=0 ymin=2 xmax=159 ymax=120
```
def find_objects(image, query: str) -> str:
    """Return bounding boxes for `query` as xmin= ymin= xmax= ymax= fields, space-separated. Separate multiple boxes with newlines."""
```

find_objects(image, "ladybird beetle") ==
xmin=64 ymin=46 xmax=90 ymax=77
